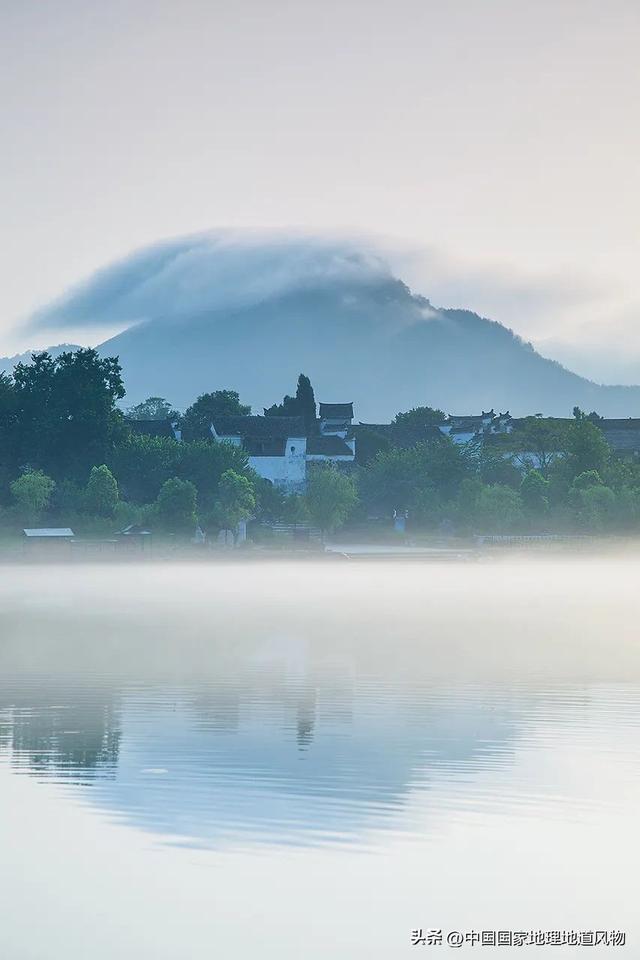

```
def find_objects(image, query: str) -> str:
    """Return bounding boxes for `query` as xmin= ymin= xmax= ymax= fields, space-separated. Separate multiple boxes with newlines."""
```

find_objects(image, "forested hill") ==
xmin=94 ymin=281 xmax=640 ymax=419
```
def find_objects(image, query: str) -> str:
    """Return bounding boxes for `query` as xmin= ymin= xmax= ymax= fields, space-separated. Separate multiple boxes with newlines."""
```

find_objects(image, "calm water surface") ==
xmin=0 ymin=561 xmax=639 ymax=958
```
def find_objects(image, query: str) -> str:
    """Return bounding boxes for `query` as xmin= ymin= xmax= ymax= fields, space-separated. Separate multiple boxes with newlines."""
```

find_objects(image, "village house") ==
xmin=437 ymin=410 xmax=513 ymax=445
xmin=211 ymin=403 xmax=356 ymax=492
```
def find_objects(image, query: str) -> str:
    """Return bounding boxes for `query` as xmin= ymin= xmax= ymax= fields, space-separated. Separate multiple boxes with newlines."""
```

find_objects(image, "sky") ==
xmin=1 ymin=0 xmax=639 ymax=382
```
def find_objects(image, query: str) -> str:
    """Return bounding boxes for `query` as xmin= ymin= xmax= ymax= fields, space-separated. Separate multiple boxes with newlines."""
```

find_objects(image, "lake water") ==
xmin=1 ymin=560 xmax=639 ymax=958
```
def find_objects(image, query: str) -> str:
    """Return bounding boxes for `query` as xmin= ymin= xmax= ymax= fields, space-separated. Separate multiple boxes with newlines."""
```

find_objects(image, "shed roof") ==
xmin=319 ymin=402 xmax=354 ymax=419
xmin=23 ymin=528 xmax=74 ymax=538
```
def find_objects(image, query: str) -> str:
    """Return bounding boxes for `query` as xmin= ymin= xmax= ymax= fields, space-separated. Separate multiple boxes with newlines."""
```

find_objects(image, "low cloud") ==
xmin=28 ymin=229 xmax=392 ymax=334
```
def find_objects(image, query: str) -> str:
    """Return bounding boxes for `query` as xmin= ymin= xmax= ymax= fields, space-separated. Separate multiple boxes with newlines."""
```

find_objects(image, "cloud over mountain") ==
xmin=20 ymin=230 xmax=640 ymax=420
xmin=29 ymin=230 xmax=392 ymax=333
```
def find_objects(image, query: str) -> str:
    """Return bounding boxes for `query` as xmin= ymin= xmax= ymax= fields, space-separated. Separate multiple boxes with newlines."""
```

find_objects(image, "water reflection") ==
xmin=1 ymin=561 xmax=640 ymax=852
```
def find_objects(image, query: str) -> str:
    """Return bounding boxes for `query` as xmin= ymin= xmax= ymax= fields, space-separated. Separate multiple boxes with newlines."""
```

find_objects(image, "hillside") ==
xmin=95 ymin=280 xmax=640 ymax=420
xmin=13 ymin=232 xmax=640 ymax=419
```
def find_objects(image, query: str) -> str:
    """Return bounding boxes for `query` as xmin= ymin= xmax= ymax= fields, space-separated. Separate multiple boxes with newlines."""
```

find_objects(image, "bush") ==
xmin=155 ymin=478 xmax=197 ymax=533
xmin=10 ymin=469 xmax=56 ymax=524
xmin=305 ymin=466 xmax=358 ymax=535
xmin=475 ymin=484 xmax=523 ymax=534
xmin=84 ymin=465 xmax=119 ymax=518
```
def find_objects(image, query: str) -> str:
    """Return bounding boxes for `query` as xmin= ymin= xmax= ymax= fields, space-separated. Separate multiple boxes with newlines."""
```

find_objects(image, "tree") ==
xmin=108 ymin=435 xmax=182 ymax=504
xmin=576 ymin=484 xmax=616 ymax=531
xmin=359 ymin=439 xmax=469 ymax=517
xmin=305 ymin=465 xmax=358 ymax=536
xmin=295 ymin=374 xmax=317 ymax=434
xmin=155 ymin=478 xmax=197 ymax=533
xmin=84 ymin=465 xmax=119 ymax=518
xmin=392 ymin=406 xmax=446 ymax=431
xmin=520 ymin=469 xmax=550 ymax=516
xmin=455 ymin=477 xmax=484 ymax=531
xmin=11 ymin=469 xmax=56 ymax=523
xmin=213 ymin=469 xmax=256 ymax=538
xmin=0 ymin=372 xmax=18 ymax=494
xmin=508 ymin=416 xmax=568 ymax=477
xmin=353 ymin=428 xmax=392 ymax=465
xmin=565 ymin=419 xmax=610 ymax=478
xmin=475 ymin=484 xmax=523 ymax=533
xmin=11 ymin=349 xmax=125 ymax=479
xmin=125 ymin=397 xmax=179 ymax=421
xmin=176 ymin=440 xmax=251 ymax=513
xmin=264 ymin=373 xmax=317 ymax=433
xmin=108 ymin=434 xmax=251 ymax=507
xmin=181 ymin=391 xmax=250 ymax=441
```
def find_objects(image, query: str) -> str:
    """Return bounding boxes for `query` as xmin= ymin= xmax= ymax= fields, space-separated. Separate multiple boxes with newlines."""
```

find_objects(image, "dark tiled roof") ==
xmin=599 ymin=419 xmax=640 ymax=429
xmin=449 ymin=424 xmax=481 ymax=434
xmin=213 ymin=415 xmax=305 ymax=439
xmin=243 ymin=437 xmax=288 ymax=457
xmin=354 ymin=423 xmax=443 ymax=445
xmin=319 ymin=402 xmax=354 ymax=419
xmin=448 ymin=416 xmax=486 ymax=429
xmin=307 ymin=436 xmax=354 ymax=457
xmin=125 ymin=417 xmax=175 ymax=438
xmin=601 ymin=427 xmax=640 ymax=452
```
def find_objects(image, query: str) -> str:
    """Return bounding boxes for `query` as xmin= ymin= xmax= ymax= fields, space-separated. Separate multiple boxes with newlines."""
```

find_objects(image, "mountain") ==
xmin=20 ymin=232 xmax=640 ymax=419
xmin=95 ymin=279 xmax=640 ymax=420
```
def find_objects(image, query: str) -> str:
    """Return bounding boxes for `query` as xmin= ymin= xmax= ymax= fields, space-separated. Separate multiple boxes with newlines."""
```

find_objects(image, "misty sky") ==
xmin=2 ymin=0 xmax=639 ymax=382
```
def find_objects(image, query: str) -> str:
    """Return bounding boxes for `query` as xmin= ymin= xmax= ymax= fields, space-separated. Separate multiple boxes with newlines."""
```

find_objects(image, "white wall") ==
xmin=249 ymin=438 xmax=307 ymax=492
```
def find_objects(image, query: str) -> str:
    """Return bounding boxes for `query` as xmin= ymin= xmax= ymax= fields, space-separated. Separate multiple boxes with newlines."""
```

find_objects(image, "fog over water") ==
xmin=1 ymin=561 xmax=639 ymax=958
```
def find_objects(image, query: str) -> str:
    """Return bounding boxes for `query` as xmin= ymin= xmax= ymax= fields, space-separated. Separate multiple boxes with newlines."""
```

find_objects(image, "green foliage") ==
xmin=508 ymin=416 xmax=568 ymax=477
xmin=565 ymin=419 xmax=610 ymax=477
xmin=477 ymin=445 xmax=521 ymax=487
xmin=295 ymin=374 xmax=317 ymax=434
xmin=9 ymin=349 xmax=125 ymax=480
xmin=84 ymin=465 xmax=119 ymax=518
xmin=10 ymin=469 xmax=56 ymax=523
xmin=575 ymin=484 xmax=617 ymax=531
xmin=264 ymin=373 xmax=317 ymax=433
xmin=570 ymin=470 xmax=603 ymax=492
xmin=181 ymin=390 xmax=250 ymax=441
xmin=109 ymin=435 xmax=181 ymax=503
xmin=155 ymin=478 xmax=197 ymax=533
xmin=125 ymin=397 xmax=179 ymax=421
xmin=354 ymin=428 xmax=392 ymax=465
xmin=359 ymin=439 xmax=467 ymax=517
xmin=108 ymin=435 xmax=249 ymax=507
xmin=50 ymin=478 xmax=83 ymax=519
xmin=305 ymin=466 xmax=358 ymax=534
xmin=253 ymin=478 xmax=286 ymax=522
xmin=475 ymin=484 xmax=523 ymax=533
xmin=520 ymin=469 xmax=550 ymax=516
xmin=392 ymin=406 xmax=446 ymax=430
xmin=281 ymin=493 xmax=310 ymax=524
xmin=213 ymin=469 xmax=256 ymax=532
xmin=455 ymin=477 xmax=484 ymax=530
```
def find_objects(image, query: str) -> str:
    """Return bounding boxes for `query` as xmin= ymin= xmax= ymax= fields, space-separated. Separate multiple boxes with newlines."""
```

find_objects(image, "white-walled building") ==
xmin=211 ymin=405 xmax=356 ymax=493
xmin=438 ymin=410 xmax=513 ymax=445
xmin=211 ymin=415 xmax=308 ymax=493
xmin=319 ymin=403 xmax=354 ymax=438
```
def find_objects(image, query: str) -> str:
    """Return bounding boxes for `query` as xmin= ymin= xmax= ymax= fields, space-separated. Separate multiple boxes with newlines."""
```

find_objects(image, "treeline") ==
xmin=1 ymin=348 xmax=640 ymax=538
xmin=357 ymin=407 xmax=640 ymax=534
xmin=0 ymin=351 xmax=353 ymax=537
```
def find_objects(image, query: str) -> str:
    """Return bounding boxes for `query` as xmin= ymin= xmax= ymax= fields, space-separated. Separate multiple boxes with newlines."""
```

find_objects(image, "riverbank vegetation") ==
xmin=2 ymin=349 xmax=640 ymax=543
